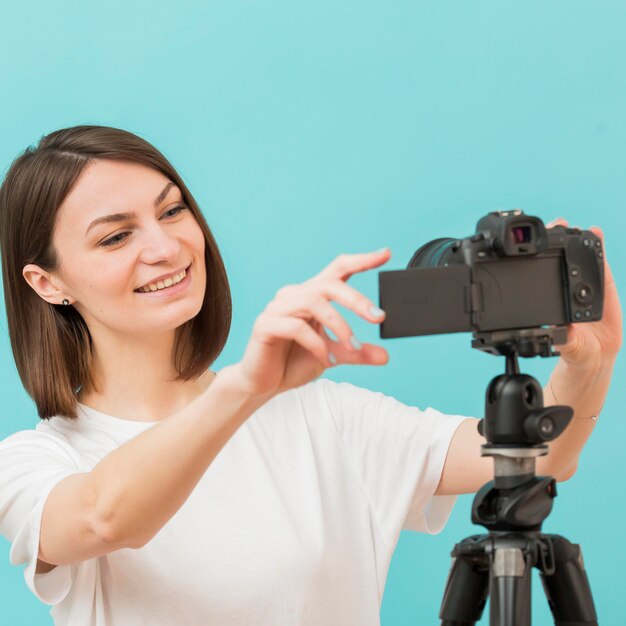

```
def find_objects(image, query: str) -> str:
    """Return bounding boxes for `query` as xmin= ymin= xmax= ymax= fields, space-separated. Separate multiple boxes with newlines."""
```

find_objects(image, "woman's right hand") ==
xmin=228 ymin=249 xmax=392 ymax=399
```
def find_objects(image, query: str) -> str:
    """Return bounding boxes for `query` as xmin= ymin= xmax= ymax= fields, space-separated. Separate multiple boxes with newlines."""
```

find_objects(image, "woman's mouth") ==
xmin=134 ymin=263 xmax=192 ymax=297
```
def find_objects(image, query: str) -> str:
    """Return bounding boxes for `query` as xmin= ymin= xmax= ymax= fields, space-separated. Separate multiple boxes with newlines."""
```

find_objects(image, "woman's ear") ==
xmin=22 ymin=264 xmax=69 ymax=305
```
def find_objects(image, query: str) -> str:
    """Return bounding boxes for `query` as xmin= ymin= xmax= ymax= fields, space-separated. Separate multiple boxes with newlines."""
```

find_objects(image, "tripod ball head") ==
xmin=477 ymin=372 xmax=573 ymax=446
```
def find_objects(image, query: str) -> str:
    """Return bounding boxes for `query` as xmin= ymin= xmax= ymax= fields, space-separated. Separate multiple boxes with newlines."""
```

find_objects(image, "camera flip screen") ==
xmin=379 ymin=254 xmax=568 ymax=339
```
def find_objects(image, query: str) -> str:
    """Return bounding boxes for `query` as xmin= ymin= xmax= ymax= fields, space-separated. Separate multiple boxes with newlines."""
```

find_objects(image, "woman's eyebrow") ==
xmin=154 ymin=181 xmax=177 ymax=206
xmin=84 ymin=181 xmax=178 ymax=236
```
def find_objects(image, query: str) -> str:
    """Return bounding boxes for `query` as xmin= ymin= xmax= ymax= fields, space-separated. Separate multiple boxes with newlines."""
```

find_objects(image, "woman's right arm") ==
xmin=39 ymin=249 xmax=391 ymax=566
xmin=39 ymin=367 xmax=268 ymax=567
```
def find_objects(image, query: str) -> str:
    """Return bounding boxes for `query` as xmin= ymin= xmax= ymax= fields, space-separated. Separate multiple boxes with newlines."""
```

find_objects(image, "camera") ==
xmin=378 ymin=210 xmax=604 ymax=340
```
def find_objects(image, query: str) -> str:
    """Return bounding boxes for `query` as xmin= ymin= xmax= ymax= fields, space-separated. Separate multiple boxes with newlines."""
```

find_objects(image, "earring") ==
xmin=62 ymin=299 xmax=70 ymax=306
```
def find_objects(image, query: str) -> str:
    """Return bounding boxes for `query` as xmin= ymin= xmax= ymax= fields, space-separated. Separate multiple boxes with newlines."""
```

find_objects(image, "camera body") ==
xmin=379 ymin=210 xmax=604 ymax=339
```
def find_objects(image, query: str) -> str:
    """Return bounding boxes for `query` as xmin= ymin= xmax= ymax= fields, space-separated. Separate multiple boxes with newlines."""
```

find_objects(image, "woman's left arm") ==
xmin=436 ymin=220 xmax=623 ymax=495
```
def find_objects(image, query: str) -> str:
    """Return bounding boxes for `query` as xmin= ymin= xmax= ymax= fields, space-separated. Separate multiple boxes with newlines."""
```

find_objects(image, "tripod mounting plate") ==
xmin=472 ymin=325 xmax=568 ymax=358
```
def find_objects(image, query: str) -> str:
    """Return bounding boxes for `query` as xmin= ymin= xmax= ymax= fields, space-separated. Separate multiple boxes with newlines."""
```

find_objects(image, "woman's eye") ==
xmin=100 ymin=232 xmax=130 ymax=247
xmin=99 ymin=205 xmax=188 ymax=248
xmin=163 ymin=204 xmax=188 ymax=218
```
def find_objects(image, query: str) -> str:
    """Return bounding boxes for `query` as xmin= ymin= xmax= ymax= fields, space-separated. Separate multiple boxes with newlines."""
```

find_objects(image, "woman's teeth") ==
xmin=137 ymin=268 xmax=186 ymax=293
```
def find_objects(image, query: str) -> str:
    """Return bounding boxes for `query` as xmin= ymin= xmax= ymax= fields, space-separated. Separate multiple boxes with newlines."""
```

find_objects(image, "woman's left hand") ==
xmin=547 ymin=218 xmax=623 ymax=372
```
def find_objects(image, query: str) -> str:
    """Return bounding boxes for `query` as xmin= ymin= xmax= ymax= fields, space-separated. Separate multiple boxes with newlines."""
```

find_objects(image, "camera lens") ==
xmin=408 ymin=238 xmax=458 ymax=268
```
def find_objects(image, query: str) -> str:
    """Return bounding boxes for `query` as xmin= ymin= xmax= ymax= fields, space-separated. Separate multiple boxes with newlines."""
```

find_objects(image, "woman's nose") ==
xmin=139 ymin=225 xmax=182 ymax=263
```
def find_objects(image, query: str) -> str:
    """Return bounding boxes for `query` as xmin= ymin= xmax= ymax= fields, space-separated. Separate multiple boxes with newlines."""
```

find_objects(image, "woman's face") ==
xmin=30 ymin=159 xmax=207 ymax=337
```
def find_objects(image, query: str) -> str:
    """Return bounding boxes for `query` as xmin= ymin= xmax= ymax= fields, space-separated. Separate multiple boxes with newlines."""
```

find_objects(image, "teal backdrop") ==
xmin=1 ymin=1 xmax=625 ymax=624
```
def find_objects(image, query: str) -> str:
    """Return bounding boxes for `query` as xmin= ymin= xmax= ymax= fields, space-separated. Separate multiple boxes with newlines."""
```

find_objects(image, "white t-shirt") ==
xmin=0 ymin=378 xmax=470 ymax=626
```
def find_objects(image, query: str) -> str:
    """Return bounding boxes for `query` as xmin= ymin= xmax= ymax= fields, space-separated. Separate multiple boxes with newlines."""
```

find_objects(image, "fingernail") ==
xmin=350 ymin=335 xmax=362 ymax=350
xmin=374 ymin=247 xmax=389 ymax=254
xmin=328 ymin=352 xmax=337 ymax=364
xmin=369 ymin=306 xmax=385 ymax=318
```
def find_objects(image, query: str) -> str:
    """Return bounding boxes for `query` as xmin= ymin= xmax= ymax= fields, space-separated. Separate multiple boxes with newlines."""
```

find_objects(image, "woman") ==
xmin=0 ymin=125 xmax=620 ymax=625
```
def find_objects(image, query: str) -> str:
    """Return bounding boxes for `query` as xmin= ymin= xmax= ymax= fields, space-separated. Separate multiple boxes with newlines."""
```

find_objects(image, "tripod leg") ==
xmin=489 ymin=547 xmax=532 ymax=626
xmin=439 ymin=539 xmax=489 ymax=626
xmin=539 ymin=535 xmax=598 ymax=626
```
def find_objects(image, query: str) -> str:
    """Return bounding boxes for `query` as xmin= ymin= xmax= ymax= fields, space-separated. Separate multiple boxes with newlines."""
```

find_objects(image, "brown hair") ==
xmin=0 ymin=125 xmax=231 ymax=420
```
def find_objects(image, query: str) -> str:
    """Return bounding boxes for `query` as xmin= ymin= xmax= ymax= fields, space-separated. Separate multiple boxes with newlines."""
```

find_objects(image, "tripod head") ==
xmin=468 ymin=326 xmax=575 ymax=531
xmin=472 ymin=326 xmax=574 ymax=447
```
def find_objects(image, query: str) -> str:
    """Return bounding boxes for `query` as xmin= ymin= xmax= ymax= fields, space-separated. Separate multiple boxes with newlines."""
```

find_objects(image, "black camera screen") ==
xmin=473 ymin=255 xmax=568 ymax=331
xmin=379 ymin=254 xmax=570 ymax=338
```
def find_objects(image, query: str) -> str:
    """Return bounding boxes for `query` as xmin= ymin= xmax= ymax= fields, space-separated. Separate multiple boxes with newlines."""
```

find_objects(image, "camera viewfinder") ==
xmin=512 ymin=225 xmax=532 ymax=244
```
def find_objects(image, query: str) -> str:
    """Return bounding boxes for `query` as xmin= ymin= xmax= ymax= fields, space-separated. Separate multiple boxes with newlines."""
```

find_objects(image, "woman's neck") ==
xmin=76 ymin=328 xmax=217 ymax=422
xmin=78 ymin=368 xmax=217 ymax=422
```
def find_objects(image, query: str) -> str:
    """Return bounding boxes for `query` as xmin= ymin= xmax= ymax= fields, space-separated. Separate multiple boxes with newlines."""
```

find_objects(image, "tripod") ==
xmin=439 ymin=327 xmax=598 ymax=626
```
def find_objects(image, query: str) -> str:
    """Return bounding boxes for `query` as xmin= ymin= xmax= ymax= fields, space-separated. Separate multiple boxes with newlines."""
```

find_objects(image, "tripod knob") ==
xmin=523 ymin=406 xmax=573 ymax=443
xmin=477 ymin=418 xmax=485 ymax=437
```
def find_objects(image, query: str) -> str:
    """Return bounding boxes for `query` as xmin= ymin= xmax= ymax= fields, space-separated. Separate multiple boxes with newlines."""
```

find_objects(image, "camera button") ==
xmin=583 ymin=238 xmax=591 ymax=246
xmin=575 ymin=283 xmax=593 ymax=305
xmin=584 ymin=310 xmax=592 ymax=319
xmin=575 ymin=311 xmax=583 ymax=320
xmin=570 ymin=268 xmax=580 ymax=277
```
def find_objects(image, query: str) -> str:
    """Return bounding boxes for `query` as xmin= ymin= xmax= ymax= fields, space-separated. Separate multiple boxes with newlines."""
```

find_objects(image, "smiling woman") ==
xmin=0 ymin=126 xmax=232 ymax=420
xmin=0 ymin=126 xmax=473 ymax=626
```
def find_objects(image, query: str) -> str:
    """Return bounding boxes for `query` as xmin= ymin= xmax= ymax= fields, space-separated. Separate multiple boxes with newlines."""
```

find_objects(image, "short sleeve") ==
xmin=316 ymin=379 xmax=471 ymax=546
xmin=0 ymin=429 xmax=84 ymax=605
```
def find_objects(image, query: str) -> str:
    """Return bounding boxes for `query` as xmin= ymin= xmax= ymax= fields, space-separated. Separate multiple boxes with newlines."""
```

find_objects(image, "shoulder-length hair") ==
xmin=0 ymin=125 xmax=231 ymax=420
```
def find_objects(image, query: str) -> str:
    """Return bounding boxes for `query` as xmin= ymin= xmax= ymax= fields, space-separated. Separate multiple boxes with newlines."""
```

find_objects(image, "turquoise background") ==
xmin=1 ymin=1 xmax=625 ymax=623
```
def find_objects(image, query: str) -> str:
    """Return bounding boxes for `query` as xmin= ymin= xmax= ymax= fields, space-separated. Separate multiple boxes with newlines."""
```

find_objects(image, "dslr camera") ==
xmin=378 ymin=210 xmax=604 ymax=347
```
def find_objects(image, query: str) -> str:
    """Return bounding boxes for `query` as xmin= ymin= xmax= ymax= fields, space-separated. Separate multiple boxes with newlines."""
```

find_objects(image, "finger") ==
xmin=320 ymin=337 xmax=390 ymax=367
xmin=589 ymin=225 xmax=605 ymax=252
xmin=546 ymin=217 xmax=568 ymax=228
xmin=318 ymin=280 xmax=386 ymax=323
xmin=314 ymin=323 xmax=389 ymax=367
xmin=318 ymin=324 xmax=387 ymax=364
xmin=589 ymin=225 xmax=605 ymax=247
xmin=555 ymin=324 xmax=584 ymax=362
xmin=316 ymin=248 xmax=391 ymax=283
xmin=269 ymin=280 xmax=385 ymax=325
xmin=253 ymin=313 xmax=332 ymax=367
xmin=590 ymin=225 xmax=603 ymax=239
xmin=311 ymin=299 xmax=360 ymax=352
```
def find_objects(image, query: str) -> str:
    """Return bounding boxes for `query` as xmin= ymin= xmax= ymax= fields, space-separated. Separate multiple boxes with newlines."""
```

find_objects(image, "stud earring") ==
xmin=62 ymin=299 xmax=70 ymax=306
